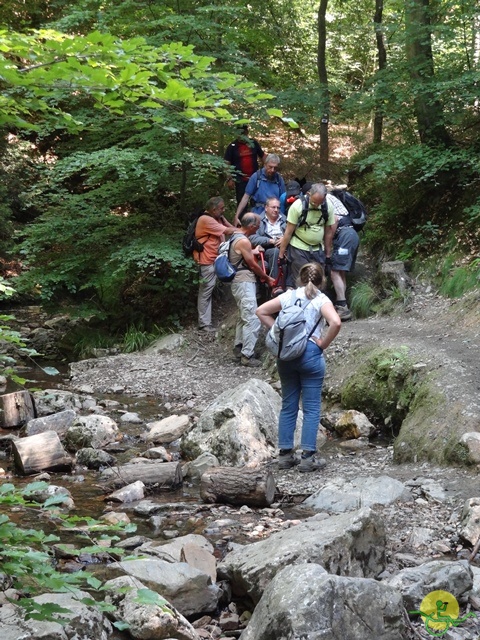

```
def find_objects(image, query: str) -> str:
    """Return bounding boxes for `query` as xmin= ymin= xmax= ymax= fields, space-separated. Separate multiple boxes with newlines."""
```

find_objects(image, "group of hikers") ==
xmin=187 ymin=124 xmax=364 ymax=471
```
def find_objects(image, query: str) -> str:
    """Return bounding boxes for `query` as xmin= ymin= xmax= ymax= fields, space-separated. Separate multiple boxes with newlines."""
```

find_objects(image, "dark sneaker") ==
xmin=271 ymin=287 xmax=285 ymax=298
xmin=278 ymin=451 xmax=300 ymax=469
xmin=298 ymin=454 xmax=327 ymax=473
xmin=335 ymin=305 xmax=352 ymax=321
xmin=240 ymin=355 xmax=262 ymax=368
xmin=233 ymin=344 xmax=243 ymax=359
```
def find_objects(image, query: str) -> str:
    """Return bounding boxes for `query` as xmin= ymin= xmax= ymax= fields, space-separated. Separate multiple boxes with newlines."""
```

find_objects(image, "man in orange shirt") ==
xmin=193 ymin=197 xmax=237 ymax=332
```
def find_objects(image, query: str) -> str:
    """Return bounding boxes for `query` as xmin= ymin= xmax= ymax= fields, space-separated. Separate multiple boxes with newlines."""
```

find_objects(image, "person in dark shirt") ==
xmin=224 ymin=125 xmax=265 ymax=214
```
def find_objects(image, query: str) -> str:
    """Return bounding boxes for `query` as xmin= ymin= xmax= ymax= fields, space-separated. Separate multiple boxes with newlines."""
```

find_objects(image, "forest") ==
xmin=0 ymin=0 xmax=479 ymax=350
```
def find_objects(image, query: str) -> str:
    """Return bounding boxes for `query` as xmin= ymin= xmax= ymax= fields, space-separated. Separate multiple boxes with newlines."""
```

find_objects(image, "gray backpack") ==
xmin=265 ymin=291 xmax=321 ymax=361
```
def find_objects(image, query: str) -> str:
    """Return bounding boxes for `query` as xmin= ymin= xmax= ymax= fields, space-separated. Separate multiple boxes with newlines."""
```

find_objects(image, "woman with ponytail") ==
xmin=256 ymin=263 xmax=341 ymax=472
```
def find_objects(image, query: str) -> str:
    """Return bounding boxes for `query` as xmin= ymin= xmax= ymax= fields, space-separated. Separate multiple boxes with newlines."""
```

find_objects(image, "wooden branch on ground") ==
xmin=200 ymin=465 xmax=276 ymax=507
xmin=100 ymin=461 xmax=183 ymax=490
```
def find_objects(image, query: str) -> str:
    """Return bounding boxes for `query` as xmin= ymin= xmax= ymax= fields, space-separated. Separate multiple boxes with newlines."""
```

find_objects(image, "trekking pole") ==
xmin=259 ymin=252 xmax=266 ymax=276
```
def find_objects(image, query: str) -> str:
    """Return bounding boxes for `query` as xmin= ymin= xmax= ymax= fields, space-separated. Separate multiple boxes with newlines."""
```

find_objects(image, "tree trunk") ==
xmin=373 ymin=0 xmax=387 ymax=144
xmin=317 ymin=0 xmax=330 ymax=174
xmin=405 ymin=0 xmax=451 ymax=146
xmin=200 ymin=466 xmax=276 ymax=507
xmin=12 ymin=431 xmax=72 ymax=475
xmin=179 ymin=131 xmax=187 ymax=217
xmin=100 ymin=461 xmax=183 ymax=489
xmin=0 ymin=390 xmax=36 ymax=428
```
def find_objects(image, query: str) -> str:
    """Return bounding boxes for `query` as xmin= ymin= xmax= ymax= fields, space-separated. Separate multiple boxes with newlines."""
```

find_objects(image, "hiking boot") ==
xmin=278 ymin=450 xmax=300 ymax=470
xmin=199 ymin=325 xmax=217 ymax=333
xmin=335 ymin=305 xmax=352 ymax=321
xmin=233 ymin=344 xmax=243 ymax=359
xmin=298 ymin=453 xmax=327 ymax=473
xmin=240 ymin=355 xmax=262 ymax=368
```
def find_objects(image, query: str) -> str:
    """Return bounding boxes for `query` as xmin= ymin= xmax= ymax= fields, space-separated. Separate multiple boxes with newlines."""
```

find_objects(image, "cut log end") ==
xmin=1 ymin=391 xmax=36 ymax=428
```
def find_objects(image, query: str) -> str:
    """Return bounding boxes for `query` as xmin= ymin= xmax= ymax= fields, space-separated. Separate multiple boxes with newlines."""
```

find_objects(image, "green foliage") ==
xmin=354 ymin=143 xmax=480 ymax=263
xmin=0 ymin=0 xmax=479 ymax=340
xmin=439 ymin=261 xmax=480 ymax=298
xmin=349 ymin=281 xmax=379 ymax=318
xmin=72 ymin=331 xmax=119 ymax=360
xmin=349 ymin=279 xmax=413 ymax=318
xmin=376 ymin=286 xmax=413 ymax=315
xmin=376 ymin=346 xmax=410 ymax=371
xmin=134 ymin=588 xmax=172 ymax=611
xmin=0 ymin=279 xmax=39 ymax=386
xmin=0 ymin=28 xmax=274 ymax=130
xmin=122 ymin=323 xmax=163 ymax=353
xmin=0 ymin=481 xmax=141 ymax=623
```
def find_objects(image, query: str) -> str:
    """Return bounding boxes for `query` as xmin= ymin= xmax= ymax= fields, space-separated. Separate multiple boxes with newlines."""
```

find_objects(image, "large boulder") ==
xmin=385 ymin=560 xmax=473 ymax=610
xmin=104 ymin=575 xmax=200 ymax=640
xmin=143 ymin=333 xmax=185 ymax=354
xmin=218 ymin=508 xmax=385 ymax=604
xmin=25 ymin=409 xmax=77 ymax=438
xmin=0 ymin=591 xmax=111 ymax=640
xmin=181 ymin=379 xmax=279 ymax=466
xmin=64 ymin=415 xmax=120 ymax=451
xmin=459 ymin=497 xmax=480 ymax=544
xmin=107 ymin=558 xmax=221 ymax=617
xmin=134 ymin=534 xmax=214 ymax=563
xmin=146 ymin=415 xmax=191 ymax=444
xmin=303 ymin=475 xmax=411 ymax=514
xmin=378 ymin=260 xmax=413 ymax=293
xmin=458 ymin=432 xmax=480 ymax=464
xmin=33 ymin=389 xmax=96 ymax=416
xmin=240 ymin=564 xmax=407 ymax=640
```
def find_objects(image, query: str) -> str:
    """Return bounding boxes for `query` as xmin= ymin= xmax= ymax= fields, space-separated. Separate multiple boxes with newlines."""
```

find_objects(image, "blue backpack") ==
xmin=214 ymin=234 xmax=244 ymax=283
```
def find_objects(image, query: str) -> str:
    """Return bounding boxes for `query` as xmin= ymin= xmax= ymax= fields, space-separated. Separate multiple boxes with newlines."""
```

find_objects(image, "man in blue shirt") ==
xmin=234 ymin=153 xmax=286 ymax=226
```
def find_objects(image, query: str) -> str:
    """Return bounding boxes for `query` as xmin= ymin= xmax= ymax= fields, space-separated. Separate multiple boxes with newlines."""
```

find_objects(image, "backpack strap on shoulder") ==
xmin=320 ymin=200 xmax=329 ymax=224
xmin=228 ymin=233 xmax=248 ymax=271
xmin=295 ymin=195 xmax=309 ymax=228
xmin=255 ymin=169 xmax=262 ymax=191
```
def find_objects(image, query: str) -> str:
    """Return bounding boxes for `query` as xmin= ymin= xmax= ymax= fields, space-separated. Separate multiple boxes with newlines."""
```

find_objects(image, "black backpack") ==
xmin=296 ymin=195 xmax=329 ymax=229
xmin=182 ymin=210 xmax=207 ymax=257
xmin=330 ymin=189 xmax=367 ymax=232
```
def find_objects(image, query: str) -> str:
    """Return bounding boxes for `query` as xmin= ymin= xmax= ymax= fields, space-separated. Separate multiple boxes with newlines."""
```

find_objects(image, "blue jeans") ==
xmin=277 ymin=341 xmax=325 ymax=451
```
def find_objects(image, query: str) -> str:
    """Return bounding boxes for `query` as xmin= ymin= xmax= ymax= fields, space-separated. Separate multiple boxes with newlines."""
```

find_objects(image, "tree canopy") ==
xmin=0 ymin=0 xmax=478 ymax=339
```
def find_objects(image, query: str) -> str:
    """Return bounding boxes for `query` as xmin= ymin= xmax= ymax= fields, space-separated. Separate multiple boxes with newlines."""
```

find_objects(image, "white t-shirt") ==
xmin=277 ymin=287 xmax=330 ymax=340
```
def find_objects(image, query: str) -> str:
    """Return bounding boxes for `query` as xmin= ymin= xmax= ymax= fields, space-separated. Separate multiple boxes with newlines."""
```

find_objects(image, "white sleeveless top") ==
xmin=277 ymin=287 xmax=329 ymax=340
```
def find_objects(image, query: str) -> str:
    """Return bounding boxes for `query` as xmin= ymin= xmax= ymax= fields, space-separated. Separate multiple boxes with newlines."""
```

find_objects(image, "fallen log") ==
xmin=200 ymin=466 xmax=276 ymax=507
xmin=0 ymin=390 xmax=36 ymax=428
xmin=100 ymin=461 xmax=183 ymax=490
xmin=12 ymin=431 xmax=73 ymax=475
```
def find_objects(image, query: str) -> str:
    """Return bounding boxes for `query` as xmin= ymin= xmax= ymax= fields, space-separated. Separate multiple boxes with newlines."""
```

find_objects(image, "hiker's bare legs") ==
xmin=330 ymin=269 xmax=346 ymax=302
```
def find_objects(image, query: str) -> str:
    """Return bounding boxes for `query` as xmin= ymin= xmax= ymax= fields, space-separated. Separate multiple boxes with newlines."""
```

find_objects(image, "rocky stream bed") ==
xmin=1 ymin=279 xmax=480 ymax=639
